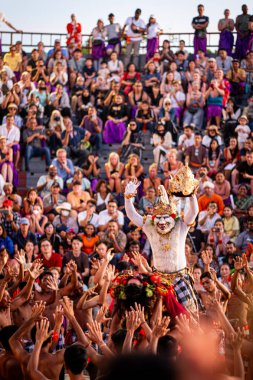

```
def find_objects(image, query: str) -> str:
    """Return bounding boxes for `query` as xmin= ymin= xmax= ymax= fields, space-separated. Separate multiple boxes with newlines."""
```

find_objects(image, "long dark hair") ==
xmin=208 ymin=138 xmax=220 ymax=160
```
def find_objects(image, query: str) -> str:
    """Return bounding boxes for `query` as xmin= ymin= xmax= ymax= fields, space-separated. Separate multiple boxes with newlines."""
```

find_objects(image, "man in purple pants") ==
xmin=192 ymin=4 xmax=209 ymax=59
xmin=234 ymin=4 xmax=250 ymax=60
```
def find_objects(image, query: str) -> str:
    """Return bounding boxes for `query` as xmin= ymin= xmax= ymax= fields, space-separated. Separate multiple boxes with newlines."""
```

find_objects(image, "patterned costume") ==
xmin=123 ymin=166 xmax=200 ymax=317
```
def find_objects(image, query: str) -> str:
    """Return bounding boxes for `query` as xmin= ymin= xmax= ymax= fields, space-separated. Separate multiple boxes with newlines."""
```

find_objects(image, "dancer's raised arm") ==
xmin=124 ymin=178 xmax=143 ymax=228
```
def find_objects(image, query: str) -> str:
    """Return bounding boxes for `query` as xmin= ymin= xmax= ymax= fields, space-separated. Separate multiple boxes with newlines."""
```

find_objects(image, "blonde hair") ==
xmin=149 ymin=163 xmax=157 ymax=172
xmin=49 ymin=110 xmax=65 ymax=132
xmin=107 ymin=152 xmax=120 ymax=172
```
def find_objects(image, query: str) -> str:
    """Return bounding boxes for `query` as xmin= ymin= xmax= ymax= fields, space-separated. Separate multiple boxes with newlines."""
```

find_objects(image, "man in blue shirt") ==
xmin=47 ymin=39 xmax=69 ymax=61
xmin=52 ymin=148 xmax=74 ymax=183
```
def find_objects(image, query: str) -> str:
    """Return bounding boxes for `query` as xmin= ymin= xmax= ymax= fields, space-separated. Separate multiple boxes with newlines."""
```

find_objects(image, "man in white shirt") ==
xmin=98 ymin=200 xmax=124 ymax=231
xmin=197 ymin=202 xmax=220 ymax=235
xmin=0 ymin=113 xmax=20 ymax=166
xmin=78 ymin=199 xmax=99 ymax=229
xmin=178 ymin=124 xmax=195 ymax=159
xmin=36 ymin=165 xmax=63 ymax=198
xmin=122 ymin=8 xmax=146 ymax=68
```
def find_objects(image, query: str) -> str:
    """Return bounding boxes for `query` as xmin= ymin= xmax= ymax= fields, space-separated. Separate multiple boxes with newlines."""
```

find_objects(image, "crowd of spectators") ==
xmin=0 ymin=4 xmax=252 ymax=380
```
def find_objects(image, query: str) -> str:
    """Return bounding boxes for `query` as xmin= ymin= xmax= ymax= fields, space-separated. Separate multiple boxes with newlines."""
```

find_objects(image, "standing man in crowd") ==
xmin=234 ymin=4 xmax=250 ymax=60
xmin=192 ymin=4 xmax=209 ymax=58
xmin=122 ymin=8 xmax=146 ymax=68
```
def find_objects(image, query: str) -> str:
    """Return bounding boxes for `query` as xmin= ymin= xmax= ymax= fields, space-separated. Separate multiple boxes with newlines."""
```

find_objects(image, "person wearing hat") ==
xmin=0 ymin=112 xmax=20 ymax=167
xmin=122 ymin=9 xmax=146 ymax=68
xmin=53 ymin=202 xmax=78 ymax=234
xmin=198 ymin=181 xmax=224 ymax=215
xmin=1 ymin=102 xmax=22 ymax=129
xmin=205 ymin=57 xmax=217 ymax=84
xmin=192 ymin=4 xmax=209 ymax=58
xmin=146 ymin=15 xmax=162 ymax=62
xmin=0 ymin=198 xmax=20 ymax=238
xmin=105 ymin=13 xmax=122 ymax=56
xmin=66 ymin=14 xmax=82 ymax=48
xmin=202 ymin=125 xmax=223 ymax=149
xmin=12 ymin=217 xmax=38 ymax=253
xmin=47 ymin=39 xmax=69 ymax=61
xmin=235 ymin=115 xmax=250 ymax=149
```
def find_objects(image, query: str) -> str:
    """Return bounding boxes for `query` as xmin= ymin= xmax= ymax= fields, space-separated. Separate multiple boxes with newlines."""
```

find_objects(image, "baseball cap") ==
xmin=203 ymin=181 xmax=214 ymax=189
xmin=208 ymin=57 xmax=216 ymax=62
xmin=108 ymin=13 xmax=115 ymax=17
xmin=20 ymin=217 xmax=30 ymax=225
xmin=2 ymin=199 xmax=13 ymax=207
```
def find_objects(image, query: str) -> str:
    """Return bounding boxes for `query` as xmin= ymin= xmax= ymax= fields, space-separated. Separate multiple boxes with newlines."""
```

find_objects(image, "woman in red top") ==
xmin=121 ymin=63 xmax=141 ymax=95
xmin=80 ymin=223 xmax=99 ymax=255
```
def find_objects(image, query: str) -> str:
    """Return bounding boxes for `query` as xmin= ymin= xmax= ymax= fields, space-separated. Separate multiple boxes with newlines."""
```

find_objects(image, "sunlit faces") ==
xmin=154 ymin=214 xmax=175 ymax=235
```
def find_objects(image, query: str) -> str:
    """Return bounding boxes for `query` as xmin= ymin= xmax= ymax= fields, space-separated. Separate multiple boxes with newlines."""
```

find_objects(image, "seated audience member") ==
xmin=23 ymin=116 xmax=51 ymax=173
xmin=104 ymin=152 xmax=124 ymax=194
xmin=52 ymin=148 xmax=75 ymax=183
xmin=38 ymin=238 xmax=62 ymax=271
xmin=98 ymin=200 xmax=124 ymax=231
xmin=198 ymin=181 xmax=224 ymax=215
xmin=63 ymin=235 xmax=89 ymax=279
xmin=78 ymin=199 xmax=99 ymax=229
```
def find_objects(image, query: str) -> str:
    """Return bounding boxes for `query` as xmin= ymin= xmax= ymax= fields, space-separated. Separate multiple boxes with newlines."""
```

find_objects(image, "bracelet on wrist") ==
xmin=124 ymin=193 xmax=136 ymax=199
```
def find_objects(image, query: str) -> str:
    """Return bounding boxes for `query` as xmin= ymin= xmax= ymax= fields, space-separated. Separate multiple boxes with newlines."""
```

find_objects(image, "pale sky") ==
xmin=1 ymin=0 xmax=252 ymax=50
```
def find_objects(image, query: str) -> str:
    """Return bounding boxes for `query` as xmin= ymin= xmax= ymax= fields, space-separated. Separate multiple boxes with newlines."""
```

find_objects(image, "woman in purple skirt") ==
xmin=90 ymin=19 xmax=106 ymax=71
xmin=146 ymin=15 xmax=162 ymax=62
xmin=218 ymin=9 xmax=235 ymax=57
xmin=103 ymin=95 xmax=128 ymax=144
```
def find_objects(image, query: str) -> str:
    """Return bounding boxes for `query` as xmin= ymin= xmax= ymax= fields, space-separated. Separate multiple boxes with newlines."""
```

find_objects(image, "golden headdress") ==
xmin=168 ymin=164 xmax=199 ymax=197
xmin=152 ymin=185 xmax=178 ymax=217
